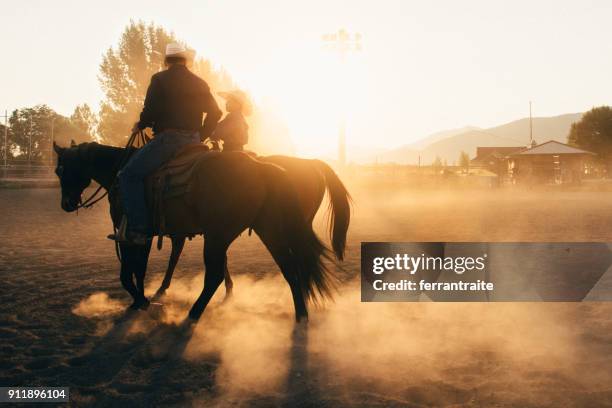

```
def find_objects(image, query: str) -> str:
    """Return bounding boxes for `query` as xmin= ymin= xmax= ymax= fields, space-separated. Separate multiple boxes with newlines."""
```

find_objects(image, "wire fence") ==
xmin=1 ymin=163 xmax=55 ymax=180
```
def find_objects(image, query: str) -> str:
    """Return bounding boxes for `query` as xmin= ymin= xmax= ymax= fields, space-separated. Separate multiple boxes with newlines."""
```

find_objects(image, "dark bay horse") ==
xmin=153 ymin=154 xmax=351 ymax=300
xmin=53 ymin=142 xmax=341 ymax=322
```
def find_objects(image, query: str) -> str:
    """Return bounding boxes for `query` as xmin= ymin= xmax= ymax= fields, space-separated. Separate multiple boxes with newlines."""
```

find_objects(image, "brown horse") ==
xmin=153 ymin=155 xmax=351 ymax=300
xmin=54 ymin=142 xmax=345 ymax=322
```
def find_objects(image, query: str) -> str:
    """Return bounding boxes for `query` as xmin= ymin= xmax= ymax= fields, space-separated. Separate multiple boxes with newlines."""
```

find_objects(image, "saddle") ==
xmin=145 ymin=144 xmax=215 ymax=242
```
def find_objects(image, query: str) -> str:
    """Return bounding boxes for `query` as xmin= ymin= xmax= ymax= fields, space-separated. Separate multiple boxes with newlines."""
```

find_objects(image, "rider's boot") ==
xmin=107 ymin=216 xmax=149 ymax=245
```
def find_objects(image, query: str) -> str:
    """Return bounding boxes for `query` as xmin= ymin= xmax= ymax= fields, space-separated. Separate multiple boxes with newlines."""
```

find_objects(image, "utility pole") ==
xmin=322 ymin=28 xmax=362 ymax=169
xmin=529 ymin=101 xmax=534 ymax=148
xmin=2 ymin=110 xmax=7 ymax=177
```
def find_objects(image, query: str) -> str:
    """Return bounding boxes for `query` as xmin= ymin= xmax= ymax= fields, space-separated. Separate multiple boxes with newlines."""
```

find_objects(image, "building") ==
xmin=471 ymin=146 xmax=524 ymax=178
xmin=508 ymin=140 xmax=595 ymax=184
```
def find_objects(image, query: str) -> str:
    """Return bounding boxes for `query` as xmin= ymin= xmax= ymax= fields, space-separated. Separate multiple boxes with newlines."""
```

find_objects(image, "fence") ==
xmin=0 ymin=161 xmax=57 ymax=188
xmin=1 ymin=163 xmax=55 ymax=178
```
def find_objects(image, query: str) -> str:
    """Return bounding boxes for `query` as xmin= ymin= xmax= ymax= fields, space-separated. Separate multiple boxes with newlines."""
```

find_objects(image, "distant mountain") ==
xmin=355 ymin=113 xmax=583 ymax=164
xmin=353 ymin=126 xmax=481 ymax=164
xmin=408 ymin=126 xmax=481 ymax=150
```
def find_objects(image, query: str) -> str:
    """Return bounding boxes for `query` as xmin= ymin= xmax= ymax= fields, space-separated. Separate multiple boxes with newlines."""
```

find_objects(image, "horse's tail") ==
xmin=314 ymin=160 xmax=352 ymax=261
xmin=262 ymin=163 xmax=337 ymax=304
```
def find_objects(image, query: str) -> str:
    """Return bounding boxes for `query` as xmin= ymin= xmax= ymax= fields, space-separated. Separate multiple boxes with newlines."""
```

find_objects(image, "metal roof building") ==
xmin=508 ymin=140 xmax=595 ymax=184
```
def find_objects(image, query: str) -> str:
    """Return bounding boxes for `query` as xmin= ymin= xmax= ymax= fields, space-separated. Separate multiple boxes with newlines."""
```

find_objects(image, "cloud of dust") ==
xmin=66 ymin=185 xmax=612 ymax=405
xmin=137 ymin=273 xmax=611 ymax=406
xmin=348 ymin=187 xmax=612 ymax=242
xmin=72 ymin=292 xmax=124 ymax=318
xmin=149 ymin=274 xmax=295 ymax=397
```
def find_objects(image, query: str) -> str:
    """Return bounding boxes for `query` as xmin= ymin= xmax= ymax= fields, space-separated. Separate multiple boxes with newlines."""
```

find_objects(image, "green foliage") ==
xmin=97 ymin=20 xmax=235 ymax=145
xmin=8 ymin=105 xmax=89 ymax=162
xmin=568 ymin=106 xmax=612 ymax=159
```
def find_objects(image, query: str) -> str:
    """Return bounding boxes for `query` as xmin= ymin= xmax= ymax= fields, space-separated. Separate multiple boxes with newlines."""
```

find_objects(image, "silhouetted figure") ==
xmin=109 ymin=43 xmax=222 ymax=245
xmin=212 ymin=90 xmax=251 ymax=152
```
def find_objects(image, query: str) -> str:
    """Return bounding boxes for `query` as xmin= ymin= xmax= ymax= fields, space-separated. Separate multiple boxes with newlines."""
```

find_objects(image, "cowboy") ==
xmin=211 ymin=90 xmax=251 ymax=152
xmin=109 ymin=43 xmax=222 ymax=245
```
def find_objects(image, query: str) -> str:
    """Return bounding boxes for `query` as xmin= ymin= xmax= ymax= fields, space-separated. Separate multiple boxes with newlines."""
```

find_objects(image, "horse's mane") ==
xmin=77 ymin=142 xmax=133 ymax=168
xmin=70 ymin=142 xmax=135 ymax=188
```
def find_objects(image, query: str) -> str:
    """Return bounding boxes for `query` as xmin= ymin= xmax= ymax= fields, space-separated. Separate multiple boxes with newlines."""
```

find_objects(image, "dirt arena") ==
xmin=1 ymin=185 xmax=612 ymax=407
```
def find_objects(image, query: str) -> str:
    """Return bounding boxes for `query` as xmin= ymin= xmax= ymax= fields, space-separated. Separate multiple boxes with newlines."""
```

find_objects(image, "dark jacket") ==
xmin=137 ymin=64 xmax=222 ymax=140
xmin=211 ymin=112 xmax=249 ymax=151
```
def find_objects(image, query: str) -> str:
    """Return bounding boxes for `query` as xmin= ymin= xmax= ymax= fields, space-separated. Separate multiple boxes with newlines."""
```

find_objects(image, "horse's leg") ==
xmin=222 ymin=259 xmax=234 ymax=302
xmin=133 ymin=241 xmax=152 ymax=309
xmin=154 ymin=235 xmax=186 ymax=299
xmin=255 ymin=225 xmax=308 ymax=322
xmin=119 ymin=260 xmax=138 ymax=304
xmin=119 ymin=244 xmax=149 ymax=310
xmin=275 ymin=247 xmax=308 ymax=322
xmin=188 ymin=238 xmax=228 ymax=320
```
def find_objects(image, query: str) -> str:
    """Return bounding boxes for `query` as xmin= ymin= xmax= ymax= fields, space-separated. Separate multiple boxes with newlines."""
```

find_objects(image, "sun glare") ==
xmin=228 ymin=37 xmax=366 ymax=158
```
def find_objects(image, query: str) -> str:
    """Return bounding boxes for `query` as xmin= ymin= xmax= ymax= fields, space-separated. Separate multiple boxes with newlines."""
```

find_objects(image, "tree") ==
xmin=459 ymin=151 xmax=470 ymax=172
xmin=568 ymin=106 xmax=612 ymax=164
xmin=8 ymin=105 xmax=89 ymax=162
xmin=0 ymin=122 xmax=10 ymax=160
xmin=70 ymin=104 xmax=98 ymax=140
xmin=97 ymin=21 xmax=236 ymax=145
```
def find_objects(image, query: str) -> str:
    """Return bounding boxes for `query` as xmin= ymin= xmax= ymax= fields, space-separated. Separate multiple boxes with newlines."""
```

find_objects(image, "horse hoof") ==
xmin=129 ymin=298 xmax=150 ymax=311
xmin=152 ymin=289 xmax=167 ymax=301
xmin=179 ymin=318 xmax=197 ymax=331
xmin=140 ymin=298 xmax=151 ymax=310
xmin=295 ymin=315 xmax=309 ymax=324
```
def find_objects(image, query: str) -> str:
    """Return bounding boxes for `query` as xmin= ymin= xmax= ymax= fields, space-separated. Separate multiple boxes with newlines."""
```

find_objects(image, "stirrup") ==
xmin=107 ymin=231 xmax=149 ymax=246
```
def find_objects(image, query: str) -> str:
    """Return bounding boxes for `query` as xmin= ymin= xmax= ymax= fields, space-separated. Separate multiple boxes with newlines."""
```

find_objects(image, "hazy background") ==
xmin=2 ymin=0 xmax=612 ymax=156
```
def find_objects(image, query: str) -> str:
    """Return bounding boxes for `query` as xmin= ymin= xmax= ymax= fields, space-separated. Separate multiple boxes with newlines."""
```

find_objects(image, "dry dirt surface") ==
xmin=1 ymin=186 xmax=612 ymax=407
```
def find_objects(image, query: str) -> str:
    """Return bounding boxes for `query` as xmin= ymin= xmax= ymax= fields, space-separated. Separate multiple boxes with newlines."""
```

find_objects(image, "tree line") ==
xmin=1 ymin=20 xmax=290 ymax=164
xmin=0 ymin=104 xmax=97 ymax=163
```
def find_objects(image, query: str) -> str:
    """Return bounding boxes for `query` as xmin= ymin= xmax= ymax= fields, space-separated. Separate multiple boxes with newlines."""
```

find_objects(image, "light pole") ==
xmin=322 ymin=29 xmax=362 ymax=168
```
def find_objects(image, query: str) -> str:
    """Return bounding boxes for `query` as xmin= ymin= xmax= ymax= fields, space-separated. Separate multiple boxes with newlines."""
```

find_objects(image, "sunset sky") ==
xmin=2 ymin=0 xmax=612 ymax=156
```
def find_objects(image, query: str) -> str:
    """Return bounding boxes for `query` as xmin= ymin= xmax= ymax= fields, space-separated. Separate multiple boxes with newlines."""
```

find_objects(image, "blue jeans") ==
xmin=118 ymin=130 xmax=200 ymax=234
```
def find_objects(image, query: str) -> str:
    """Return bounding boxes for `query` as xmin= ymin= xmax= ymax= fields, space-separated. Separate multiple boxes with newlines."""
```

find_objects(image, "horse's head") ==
xmin=53 ymin=140 xmax=92 ymax=212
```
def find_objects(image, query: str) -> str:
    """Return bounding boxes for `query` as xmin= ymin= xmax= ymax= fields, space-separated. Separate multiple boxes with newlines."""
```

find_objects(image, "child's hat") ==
xmin=219 ymin=90 xmax=252 ymax=115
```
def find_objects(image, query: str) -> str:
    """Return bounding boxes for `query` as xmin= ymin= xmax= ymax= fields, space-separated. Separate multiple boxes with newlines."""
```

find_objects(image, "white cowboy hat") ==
xmin=164 ymin=43 xmax=195 ymax=60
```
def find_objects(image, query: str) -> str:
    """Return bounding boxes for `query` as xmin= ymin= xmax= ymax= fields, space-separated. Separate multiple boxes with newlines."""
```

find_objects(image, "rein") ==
xmin=76 ymin=130 xmax=148 ymax=210
xmin=77 ymin=185 xmax=106 ymax=209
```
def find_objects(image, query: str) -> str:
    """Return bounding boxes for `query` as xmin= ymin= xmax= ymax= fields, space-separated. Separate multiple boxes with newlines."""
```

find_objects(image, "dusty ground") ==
xmin=1 ymin=186 xmax=612 ymax=407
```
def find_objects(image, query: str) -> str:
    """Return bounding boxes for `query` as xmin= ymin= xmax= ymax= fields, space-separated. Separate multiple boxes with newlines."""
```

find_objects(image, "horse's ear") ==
xmin=53 ymin=141 xmax=63 ymax=155
xmin=70 ymin=139 xmax=77 ymax=147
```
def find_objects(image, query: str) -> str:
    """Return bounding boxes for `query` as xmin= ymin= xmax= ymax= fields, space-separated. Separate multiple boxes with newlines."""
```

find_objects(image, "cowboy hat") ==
xmin=164 ymin=43 xmax=195 ymax=60
xmin=219 ymin=90 xmax=253 ymax=115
